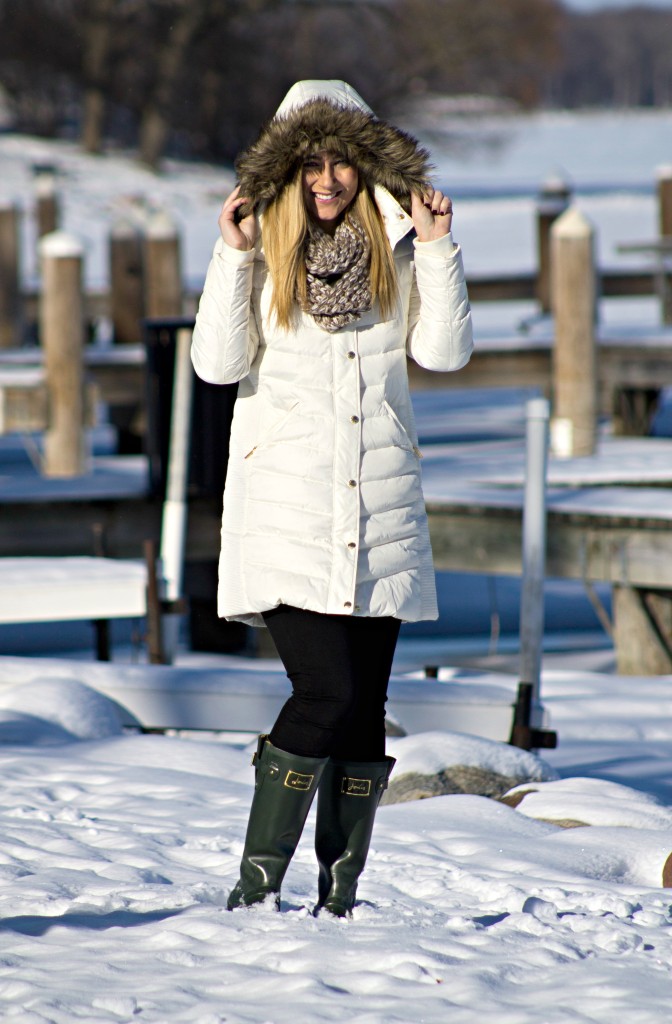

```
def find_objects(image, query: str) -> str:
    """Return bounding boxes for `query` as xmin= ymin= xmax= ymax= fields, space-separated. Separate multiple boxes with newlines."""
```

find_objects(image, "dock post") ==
xmin=612 ymin=585 xmax=672 ymax=676
xmin=159 ymin=326 xmax=194 ymax=663
xmin=144 ymin=210 xmax=182 ymax=319
xmin=33 ymin=164 xmax=60 ymax=239
xmin=0 ymin=202 xmax=21 ymax=349
xmin=109 ymin=218 xmax=145 ymax=343
xmin=536 ymin=175 xmax=571 ymax=314
xmin=39 ymin=231 xmax=86 ymax=477
xmin=550 ymin=206 xmax=597 ymax=457
xmin=510 ymin=398 xmax=556 ymax=751
xmin=657 ymin=166 xmax=672 ymax=324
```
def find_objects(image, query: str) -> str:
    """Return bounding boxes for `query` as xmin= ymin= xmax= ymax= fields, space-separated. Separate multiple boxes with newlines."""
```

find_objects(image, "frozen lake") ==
xmin=1 ymin=107 xmax=671 ymax=285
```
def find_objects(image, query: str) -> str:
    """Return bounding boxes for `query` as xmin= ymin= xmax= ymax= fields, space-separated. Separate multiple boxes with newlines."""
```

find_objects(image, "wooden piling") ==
xmin=39 ymin=232 xmax=86 ymax=477
xmin=144 ymin=211 xmax=182 ymax=319
xmin=0 ymin=202 xmax=21 ymax=349
xmin=550 ymin=206 xmax=598 ymax=457
xmin=109 ymin=219 xmax=145 ymax=343
xmin=612 ymin=585 xmax=672 ymax=676
xmin=657 ymin=166 xmax=672 ymax=324
xmin=536 ymin=176 xmax=571 ymax=314
xmin=34 ymin=165 xmax=60 ymax=238
xmin=658 ymin=166 xmax=672 ymax=238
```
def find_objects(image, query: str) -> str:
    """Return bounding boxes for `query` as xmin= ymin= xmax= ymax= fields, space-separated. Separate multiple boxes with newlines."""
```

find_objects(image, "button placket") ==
xmin=330 ymin=336 xmax=361 ymax=615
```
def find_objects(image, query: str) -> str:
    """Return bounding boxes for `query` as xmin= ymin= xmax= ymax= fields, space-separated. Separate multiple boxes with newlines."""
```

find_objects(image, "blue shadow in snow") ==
xmin=0 ymin=907 xmax=184 ymax=936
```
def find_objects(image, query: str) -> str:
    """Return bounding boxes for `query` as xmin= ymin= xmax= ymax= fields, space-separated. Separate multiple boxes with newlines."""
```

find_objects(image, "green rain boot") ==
xmin=314 ymin=755 xmax=396 ymax=918
xmin=227 ymin=735 xmax=328 ymax=910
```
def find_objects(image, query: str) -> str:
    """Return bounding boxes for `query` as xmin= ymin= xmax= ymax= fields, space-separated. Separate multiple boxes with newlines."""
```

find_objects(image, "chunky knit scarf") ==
xmin=303 ymin=219 xmax=372 ymax=332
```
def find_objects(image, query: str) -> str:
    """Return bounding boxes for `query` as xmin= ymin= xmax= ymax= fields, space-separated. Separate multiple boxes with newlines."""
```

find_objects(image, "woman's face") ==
xmin=301 ymin=151 xmax=359 ymax=232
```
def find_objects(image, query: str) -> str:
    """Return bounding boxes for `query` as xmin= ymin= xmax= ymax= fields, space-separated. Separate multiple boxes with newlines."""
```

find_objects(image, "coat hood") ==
xmin=235 ymin=80 xmax=432 ymax=218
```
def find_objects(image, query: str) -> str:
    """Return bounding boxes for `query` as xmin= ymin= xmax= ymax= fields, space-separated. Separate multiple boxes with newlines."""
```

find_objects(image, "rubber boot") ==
xmin=227 ymin=735 xmax=328 ymax=910
xmin=314 ymin=755 xmax=395 ymax=918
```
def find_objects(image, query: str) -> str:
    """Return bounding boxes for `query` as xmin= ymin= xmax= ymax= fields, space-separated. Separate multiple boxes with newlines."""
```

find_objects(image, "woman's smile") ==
xmin=302 ymin=151 xmax=359 ymax=232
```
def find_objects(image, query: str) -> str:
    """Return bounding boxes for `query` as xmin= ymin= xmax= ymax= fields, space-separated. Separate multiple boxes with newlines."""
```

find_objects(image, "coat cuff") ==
xmin=214 ymin=236 xmax=256 ymax=266
xmin=413 ymin=232 xmax=457 ymax=256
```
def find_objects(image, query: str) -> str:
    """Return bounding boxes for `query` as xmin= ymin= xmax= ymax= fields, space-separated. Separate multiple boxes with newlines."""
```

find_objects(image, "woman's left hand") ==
xmin=411 ymin=189 xmax=453 ymax=242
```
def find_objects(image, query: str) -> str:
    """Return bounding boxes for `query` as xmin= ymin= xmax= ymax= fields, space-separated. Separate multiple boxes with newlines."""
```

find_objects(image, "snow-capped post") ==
xmin=550 ymin=206 xmax=597 ymax=458
xmin=536 ymin=174 xmax=571 ymax=314
xmin=39 ymin=231 xmax=86 ymax=477
xmin=109 ymin=218 xmax=145 ymax=343
xmin=510 ymin=398 xmax=556 ymax=751
xmin=158 ymin=325 xmax=194 ymax=663
xmin=0 ymin=201 xmax=21 ymax=348
xmin=144 ymin=210 xmax=183 ymax=319
xmin=33 ymin=163 xmax=60 ymax=239
xmin=656 ymin=165 xmax=672 ymax=324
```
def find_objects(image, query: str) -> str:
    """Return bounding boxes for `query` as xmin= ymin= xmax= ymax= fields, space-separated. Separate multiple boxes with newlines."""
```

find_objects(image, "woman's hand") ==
xmin=218 ymin=185 xmax=257 ymax=251
xmin=411 ymin=189 xmax=453 ymax=243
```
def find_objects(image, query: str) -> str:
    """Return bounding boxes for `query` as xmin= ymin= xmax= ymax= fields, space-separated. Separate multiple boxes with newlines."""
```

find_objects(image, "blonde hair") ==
xmin=262 ymin=171 xmax=398 ymax=331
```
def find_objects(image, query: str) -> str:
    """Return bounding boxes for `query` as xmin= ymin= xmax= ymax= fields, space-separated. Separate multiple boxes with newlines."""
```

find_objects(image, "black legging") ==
xmin=262 ymin=605 xmax=401 ymax=762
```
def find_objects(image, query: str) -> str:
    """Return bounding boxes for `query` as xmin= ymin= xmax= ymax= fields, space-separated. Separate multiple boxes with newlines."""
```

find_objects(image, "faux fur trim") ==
xmin=235 ymin=98 xmax=432 ymax=217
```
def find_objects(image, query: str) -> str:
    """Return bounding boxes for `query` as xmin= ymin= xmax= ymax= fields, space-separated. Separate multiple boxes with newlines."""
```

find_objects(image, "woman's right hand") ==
xmin=218 ymin=185 xmax=257 ymax=251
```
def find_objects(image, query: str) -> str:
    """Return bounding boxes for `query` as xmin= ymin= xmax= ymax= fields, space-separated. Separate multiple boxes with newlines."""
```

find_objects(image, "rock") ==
xmin=499 ymin=777 xmax=672 ymax=831
xmin=381 ymin=730 xmax=558 ymax=805
xmin=382 ymin=765 xmax=527 ymax=804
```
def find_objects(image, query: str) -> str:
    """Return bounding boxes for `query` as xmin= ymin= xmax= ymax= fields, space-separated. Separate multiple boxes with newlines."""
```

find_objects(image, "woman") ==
xmin=192 ymin=80 xmax=473 ymax=916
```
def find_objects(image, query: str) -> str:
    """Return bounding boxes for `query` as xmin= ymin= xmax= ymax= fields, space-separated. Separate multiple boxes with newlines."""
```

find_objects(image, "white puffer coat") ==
xmin=191 ymin=85 xmax=473 ymax=627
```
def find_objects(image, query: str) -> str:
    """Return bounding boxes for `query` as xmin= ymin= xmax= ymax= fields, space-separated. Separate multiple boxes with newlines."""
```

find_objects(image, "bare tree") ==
xmin=137 ymin=0 xmax=219 ymax=168
xmin=392 ymin=0 xmax=565 ymax=107
xmin=79 ymin=0 xmax=117 ymax=152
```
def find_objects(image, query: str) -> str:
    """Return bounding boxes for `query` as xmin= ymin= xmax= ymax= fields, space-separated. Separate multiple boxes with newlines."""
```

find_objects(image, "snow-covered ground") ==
xmin=2 ymin=110 xmax=672 ymax=1021
xmin=0 ymin=665 xmax=672 ymax=1023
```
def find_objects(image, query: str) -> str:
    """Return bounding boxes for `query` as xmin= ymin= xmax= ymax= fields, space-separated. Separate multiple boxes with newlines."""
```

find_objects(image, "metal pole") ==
xmin=159 ymin=326 xmax=194 ymax=662
xmin=519 ymin=397 xmax=550 ymax=728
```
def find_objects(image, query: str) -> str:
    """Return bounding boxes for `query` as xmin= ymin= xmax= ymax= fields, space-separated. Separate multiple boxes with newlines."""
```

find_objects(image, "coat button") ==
xmin=347 ymin=542 xmax=356 ymax=549
xmin=344 ymin=601 xmax=352 ymax=608
xmin=348 ymin=479 xmax=357 ymax=488
xmin=347 ymin=351 xmax=356 ymax=359
xmin=350 ymin=415 xmax=359 ymax=424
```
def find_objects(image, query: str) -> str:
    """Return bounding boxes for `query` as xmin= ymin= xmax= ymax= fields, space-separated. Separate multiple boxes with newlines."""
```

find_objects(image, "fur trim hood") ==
xmin=235 ymin=80 xmax=432 ymax=217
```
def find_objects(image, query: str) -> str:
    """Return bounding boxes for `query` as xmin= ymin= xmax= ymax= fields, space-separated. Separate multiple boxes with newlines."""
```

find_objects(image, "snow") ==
xmin=1 ymin=667 xmax=672 ymax=1022
xmin=2 ymin=110 xmax=672 ymax=1020
xmin=38 ymin=230 xmax=83 ymax=259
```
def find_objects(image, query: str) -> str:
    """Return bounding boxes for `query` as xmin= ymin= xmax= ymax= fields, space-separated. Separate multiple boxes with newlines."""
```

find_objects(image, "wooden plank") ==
xmin=427 ymin=505 xmax=672 ymax=589
xmin=410 ymin=341 xmax=672 ymax=425
xmin=0 ymin=495 xmax=219 ymax=563
xmin=0 ymin=556 xmax=148 ymax=624
xmin=18 ymin=269 xmax=660 ymax=320
xmin=0 ymin=380 xmax=48 ymax=433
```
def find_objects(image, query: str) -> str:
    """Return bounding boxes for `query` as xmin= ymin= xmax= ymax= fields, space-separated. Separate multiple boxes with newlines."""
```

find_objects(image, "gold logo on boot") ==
xmin=342 ymin=777 xmax=371 ymax=797
xmin=284 ymin=771 xmax=314 ymax=791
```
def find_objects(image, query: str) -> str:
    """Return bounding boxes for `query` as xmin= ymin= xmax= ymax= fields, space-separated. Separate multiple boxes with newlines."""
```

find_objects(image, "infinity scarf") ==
xmin=303 ymin=218 xmax=372 ymax=332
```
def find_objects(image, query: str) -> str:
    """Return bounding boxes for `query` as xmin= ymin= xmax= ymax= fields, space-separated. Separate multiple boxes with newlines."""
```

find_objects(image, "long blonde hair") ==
xmin=262 ymin=171 xmax=398 ymax=331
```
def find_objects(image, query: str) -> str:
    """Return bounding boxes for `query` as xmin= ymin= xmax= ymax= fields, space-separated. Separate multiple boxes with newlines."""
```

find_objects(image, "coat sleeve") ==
xmin=191 ymin=236 xmax=260 ymax=384
xmin=405 ymin=233 xmax=474 ymax=372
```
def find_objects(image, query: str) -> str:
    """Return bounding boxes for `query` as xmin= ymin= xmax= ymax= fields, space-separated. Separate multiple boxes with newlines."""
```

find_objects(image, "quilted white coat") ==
xmin=192 ymin=188 xmax=473 ymax=627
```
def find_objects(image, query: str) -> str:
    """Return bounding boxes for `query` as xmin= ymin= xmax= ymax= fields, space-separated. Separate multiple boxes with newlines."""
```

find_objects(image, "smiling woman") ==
xmin=301 ymin=152 xmax=359 ymax=232
xmin=191 ymin=79 xmax=473 ymax=918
